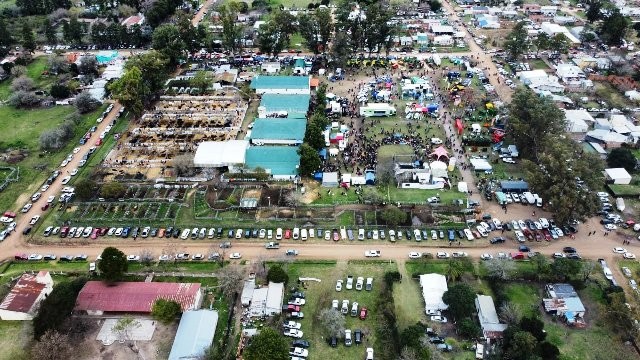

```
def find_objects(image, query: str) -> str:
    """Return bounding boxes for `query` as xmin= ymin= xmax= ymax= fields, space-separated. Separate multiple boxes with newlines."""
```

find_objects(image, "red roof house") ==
xmin=0 ymin=271 xmax=53 ymax=320
xmin=74 ymin=281 xmax=202 ymax=315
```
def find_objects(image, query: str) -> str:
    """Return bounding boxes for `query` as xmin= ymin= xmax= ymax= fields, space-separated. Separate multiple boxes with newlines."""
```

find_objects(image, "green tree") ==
xmin=190 ymin=70 xmax=213 ymax=94
xmin=42 ymin=19 xmax=57 ymax=44
xmin=125 ymin=51 xmax=171 ymax=96
xmin=22 ymin=22 xmax=36 ymax=53
xmin=602 ymin=292 xmax=635 ymax=335
xmin=586 ymin=1 xmax=603 ymax=22
xmin=151 ymin=299 xmax=182 ymax=324
xmin=109 ymin=66 xmax=149 ymax=118
xmin=429 ymin=0 xmax=442 ymax=12
xmin=505 ymin=331 xmax=538 ymax=360
xmin=483 ymin=258 xmax=516 ymax=280
xmin=607 ymin=147 xmax=637 ymax=172
xmin=298 ymin=9 xmax=333 ymax=54
xmin=530 ymin=253 xmax=551 ymax=281
xmin=219 ymin=2 xmax=244 ymax=53
xmin=458 ymin=318 xmax=481 ymax=338
xmin=551 ymin=258 xmax=582 ymax=282
xmin=504 ymin=21 xmax=530 ymax=60
xmin=534 ymin=32 xmax=550 ymax=55
xmin=380 ymin=206 xmax=407 ymax=226
xmin=445 ymin=259 xmax=466 ymax=281
xmin=400 ymin=323 xmax=429 ymax=358
xmin=75 ymin=179 xmax=97 ymax=200
xmin=537 ymin=342 xmax=560 ymax=360
xmin=549 ymin=33 xmax=570 ymax=54
xmin=0 ymin=19 xmax=13 ymax=51
xmin=362 ymin=1 xmax=395 ymax=55
xmin=152 ymin=24 xmax=186 ymax=66
xmin=62 ymin=17 xmax=84 ymax=45
xmin=442 ymin=283 xmax=476 ymax=321
xmin=599 ymin=10 xmax=629 ymax=46
xmin=520 ymin=316 xmax=546 ymax=341
xmin=243 ymin=327 xmax=289 ymax=360
xmin=304 ymin=121 xmax=324 ymax=150
xmin=100 ymin=181 xmax=127 ymax=199
xmin=98 ymin=247 xmax=128 ymax=282
xmin=507 ymin=87 xmax=566 ymax=161
xmin=33 ymin=277 xmax=87 ymax=339
xmin=266 ymin=265 xmax=289 ymax=284
xmin=330 ymin=31 xmax=351 ymax=68
xmin=298 ymin=143 xmax=321 ymax=176
xmin=31 ymin=330 xmax=72 ymax=360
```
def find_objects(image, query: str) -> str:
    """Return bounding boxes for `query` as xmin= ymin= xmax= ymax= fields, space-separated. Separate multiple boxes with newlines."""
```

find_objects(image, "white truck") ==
xmin=265 ymin=242 xmax=280 ymax=249
xmin=523 ymin=192 xmax=535 ymax=205
xmin=365 ymin=250 xmax=381 ymax=257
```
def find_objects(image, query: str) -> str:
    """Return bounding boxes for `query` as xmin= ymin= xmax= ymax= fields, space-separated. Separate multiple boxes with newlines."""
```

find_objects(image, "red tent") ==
xmin=455 ymin=119 xmax=464 ymax=135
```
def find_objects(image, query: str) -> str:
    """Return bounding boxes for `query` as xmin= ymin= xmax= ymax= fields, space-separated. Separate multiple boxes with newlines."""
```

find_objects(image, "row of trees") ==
xmin=504 ymin=21 xmax=570 ymax=60
xmin=586 ymin=0 xmax=630 ymax=46
xmin=507 ymin=88 xmax=603 ymax=225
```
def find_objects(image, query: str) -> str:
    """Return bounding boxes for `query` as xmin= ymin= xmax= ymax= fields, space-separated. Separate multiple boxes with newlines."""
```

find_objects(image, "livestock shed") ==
xmin=193 ymin=140 xmax=249 ymax=168
xmin=168 ymin=310 xmax=218 ymax=360
xmin=244 ymin=146 xmax=300 ymax=180
xmin=250 ymin=118 xmax=306 ymax=145
xmin=605 ymin=168 xmax=632 ymax=185
xmin=258 ymin=94 xmax=311 ymax=119
xmin=74 ymin=281 xmax=202 ymax=315
xmin=500 ymin=180 xmax=528 ymax=193
xmin=251 ymin=75 xmax=311 ymax=95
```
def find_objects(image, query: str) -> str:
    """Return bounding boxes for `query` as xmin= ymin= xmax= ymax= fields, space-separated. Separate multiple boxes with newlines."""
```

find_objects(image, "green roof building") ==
xmin=258 ymin=94 xmax=310 ymax=118
xmin=251 ymin=75 xmax=310 ymax=94
xmin=250 ymin=118 xmax=306 ymax=145
xmin=245 ymin=146 xmax=300 ymax=179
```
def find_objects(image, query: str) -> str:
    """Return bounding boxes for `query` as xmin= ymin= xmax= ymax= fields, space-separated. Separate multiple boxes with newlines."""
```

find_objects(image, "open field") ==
xmin=0 ymin=321 xmax=30 ymax=360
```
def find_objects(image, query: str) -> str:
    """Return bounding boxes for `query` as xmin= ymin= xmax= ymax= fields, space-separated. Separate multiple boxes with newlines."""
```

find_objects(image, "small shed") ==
xmin=168 ymin=310 xmax=218 ymax=360
xmin=322 ymin=172 xmax=339 ymax=187
xmin=605 ymin=168 xmax=632 ymax=185
xmin=365 ymin=170 xmax=376 ymax=185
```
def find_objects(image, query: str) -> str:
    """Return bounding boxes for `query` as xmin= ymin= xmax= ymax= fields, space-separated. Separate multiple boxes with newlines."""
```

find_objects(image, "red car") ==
xmin=14 ymin=253 xmax=28 ymax=260
xmin=359 ymin=307 xmax=368 ymax=320
xmin=510 ymin=252 xmax=525 ymax=260
xmin=284 ymin=229 xmax=291 ymax=239
xmin=286 ymin=304 xmax=301 ymax=312
xmin=90 ymin=228 xmax=99 ymax=239
xmin=3 ymin=211 xmax=16 ymax=218
xmin=542 ymin=229 xmax=552 ymax=241
xmin=332 ymin=229 xmax=340 ymax=241
xmin=41 ymin=203 xmax=50 ymax=211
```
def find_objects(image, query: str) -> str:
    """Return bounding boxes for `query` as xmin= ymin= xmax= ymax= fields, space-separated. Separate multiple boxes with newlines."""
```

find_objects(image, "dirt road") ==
xmin=2 ymin=103 xmax=122 ymax=256
xmin=192 ymin=0 xmax=216 ymax=26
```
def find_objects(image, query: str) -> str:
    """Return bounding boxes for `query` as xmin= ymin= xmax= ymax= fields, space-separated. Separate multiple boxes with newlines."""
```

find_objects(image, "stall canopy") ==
xmin=430 ymin=146 xmax=449 ymax=160
xmin=365 ymin=170 xmax=376 ymax=185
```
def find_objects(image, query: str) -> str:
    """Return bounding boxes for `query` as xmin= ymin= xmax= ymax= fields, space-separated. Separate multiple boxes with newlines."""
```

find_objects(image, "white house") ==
xmin=419 ymin=274 xmax=448 ymax=314
xmin=431 ymin=24 xmax=455 ymax=35
xmin=261 ymin=62 xmax=281 ymax=74
xmin=605 ymin=168 xmax=632 ymax=185
xmin=519 ymin=70 xmax=565 ymax=93
xmin=476 ymin=295 xmax=507 ymax=339
xmin=540 ymin=22 xmax=580 ymax=44
xmin=540 ymin=5 xmax=558 ymax=16
xmin=564 ymin=109 xmax=593 ymax=133
xmin=556 ymin=64 xmax=591 ymax=88
xmin=360 ymin=103 xmax=397 ymax=117
xmin=433 ymin=35 xmax=454 ymax=46
xmin=0 ymin=271 xmax=53 ymax=320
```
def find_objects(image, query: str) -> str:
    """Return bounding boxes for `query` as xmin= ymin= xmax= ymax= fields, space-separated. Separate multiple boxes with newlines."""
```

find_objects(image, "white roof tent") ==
xmin=419 ymin=273 xmax=448 ymax=313
xmin=193 ymin=140 xmax=249 ymax=167
xmin=605 ymin=168 xmax=632 ymax=185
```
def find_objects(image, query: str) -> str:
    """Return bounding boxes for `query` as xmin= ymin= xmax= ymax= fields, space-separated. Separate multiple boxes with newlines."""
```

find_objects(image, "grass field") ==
xmin=608 ymin=183 xmax=640 ymax=197
xmin=0 ymin=104 xmax=106 ymax=212
xmin=280 ymin=260 xmax=397 ymax=360
xmin=529 ymin=59 xmax=549 ymax=70
xmin=502 ymin=282 xmax=540 ymax=317
xmin=0 ymin=321 xmax=30 ymax=360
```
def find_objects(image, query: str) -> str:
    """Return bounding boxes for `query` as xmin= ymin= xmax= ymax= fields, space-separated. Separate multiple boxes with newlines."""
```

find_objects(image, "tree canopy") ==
xmin=152 ymin=24 xmax=186 ymax=66
xmin=109 ymin=66 xmax=149 ymax=119
xmin=266 ymin=265 xmax=289 ymax=284
xmin=151 ymin=299 xmax=182 ymax=324
xmin=298 ymin=143 xmax=321 ymax=176
xmin=243 ymin=327 xmax=289 ymax=360
xmin=33 ymin=277 xmax=87 ymax=339
xmin=504 ymin=21 xmax=530 ymax=60
xmin=442 ymin=283 xmax=476 ymax=321
xmin=607 ymin=147 xmax=637 ymax=172
xmin=98 ymin=247 xmax=128 ymax=282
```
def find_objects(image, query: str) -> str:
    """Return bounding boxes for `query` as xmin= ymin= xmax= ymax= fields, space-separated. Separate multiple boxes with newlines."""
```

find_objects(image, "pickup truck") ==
xmin=364 ymin=250 xmax=381 ymax=257
xmin=265 ymin=242 xmax=280 ymax=249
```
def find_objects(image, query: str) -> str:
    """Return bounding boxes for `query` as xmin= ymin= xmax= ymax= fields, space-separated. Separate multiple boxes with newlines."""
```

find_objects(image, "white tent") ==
xmin=605 ymin=168 xmax=632 ymax=184
xmin=193 ymin=140 xmax=249 ymax=167
xmin=322 ymin=172 xmax=339 ymax=187
xmin=419 ymin=274 xmax=448 ymax=313
xmin=430 ymin=161 xmax=448 ymax=178
xmin=457 ymin=182 xmax=468 ymax=193
xmin=470 ymin=158 xmax=492 ymax=172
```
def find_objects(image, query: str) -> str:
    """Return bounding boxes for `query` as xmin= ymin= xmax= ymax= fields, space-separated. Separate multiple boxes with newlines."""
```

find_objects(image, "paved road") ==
xmin=2 ymin=103 xmax=122 ymax=257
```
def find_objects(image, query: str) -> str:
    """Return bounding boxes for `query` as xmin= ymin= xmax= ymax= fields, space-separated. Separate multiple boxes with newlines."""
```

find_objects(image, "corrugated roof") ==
xmin=251 ymin=75 xmax=309 ymax=89
xmin=245 ymin=146 xmax=300 ymax=176
xmin=260 ymin=94 xmax=310 ymax=118
xmin=250 ymin=118 xmax=306 ymax=142
xmin=75 ymin=281 xmax=201 ymax=313
xmin=168 ymin=310 xmax=218 ymax=360
xmin=0 ymin=272 xmax=51 ymax=314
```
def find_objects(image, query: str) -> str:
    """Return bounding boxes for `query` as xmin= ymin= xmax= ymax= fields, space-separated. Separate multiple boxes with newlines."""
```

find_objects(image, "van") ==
xmin=293 ymin=228 xmax=300 ymax=240
xmin=301 ymin=229 xmax=307 ymax=241
xmin=475 ymin=343 xmax=484 ymax=359
xmin=235 ymin=229 xmax=243 ymax=239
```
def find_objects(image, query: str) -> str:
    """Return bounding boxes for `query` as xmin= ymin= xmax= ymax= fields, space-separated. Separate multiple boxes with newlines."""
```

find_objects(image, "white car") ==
xmin=289 ymin=348 xmax=308 ymax=358
xmin=502 ymin=157 xmax=516 ymax=164
xmin=332 ymin=299 xmax=339 ymax=310
xmin=70 ymin=168 xmax=78 ymax=176
xmin=452 ymin=251 xmax=468 ymax=258
xmin=431 ymin=137 xmax=443 ymax=145
xmin=158 ymin=254 xmax=172 ymax=261
xmin=288 ymin=298 xmax=306 ymax=306
xmin=518 ymin=220 xmax=527 ymax=230
xmin=259 ymin=229 xmax=266 ymax=238
xmin=624 ymin=252 xmax=636 ymax=259
xmin=127 ymin=255 xmax=140 ymax=261
xmin=366 ymin=348 xmax=374 ymax=360
xmin=73 ymin=147 xmax=81 ymax=154
xmin=480 ymin=253 xmax=493 ymax=260
xmin=431 ymin=315 xmax=448 ymax=323
xmin=283 ymin=321 xmax=302 ymax=329
xmin=604 ymin=224 xmax=617 ymax=230
xmin=60 ymin=159 xmax=69 ymax=167
xmin=46 ymin=195 xmax=55 ymax=203
xmin=552 ymin=253 xmax=566 ymax=259
xmin=29 ymin=215 xmax=40 ymax=225
xmin=613 ymin=247 xmax=628 ymax=254
xmin=284 ymin=329 xmax=303 ymax=338
xmin=623 ymin=267 xmax=633 ymax=277
xmin=408 ymin=251 xmax=422 ymax=259
xmin=229 ymin=252 xmax=242 ymax=259
xmin=28 ymin=254 xmax=43 ymax=261
xmin=335 ymin=279 xmax=343 ymax=291
xmin=61 ymin=176 xmax=71 ymax=185
xmin=365 ymin=250 xmax=381 ymax=257
xmin=436 ymin=252 xmax=450 ymax=259
xmin=40 ymin=184 xmax=50 ymax=192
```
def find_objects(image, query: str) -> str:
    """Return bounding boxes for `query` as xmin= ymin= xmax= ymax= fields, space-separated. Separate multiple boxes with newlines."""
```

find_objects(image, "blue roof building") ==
xmin=245 ymin=146 xmax=300 ymax=180
xmin=168 ymin=310 xmax=218 ymax=360
xmin=259 ymin=94 xmax=310 ymax=118
xmin=250 ymin=118 xmax=306 ymax=145
xmin=251 ymin=75 xmax=310 ymax=94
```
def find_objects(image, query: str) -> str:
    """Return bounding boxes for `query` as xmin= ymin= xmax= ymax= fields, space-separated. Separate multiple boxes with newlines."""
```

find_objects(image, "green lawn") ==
xmin=529 ymin=59 xmax=549 ymax=70
xmin=405 ymin=259 xmax=449 ymax=278
xmin=502 ymin=282 xmax=540 ymax=318
xmin=0 ymin=321 xmax=30 ymax=360
xmin=0 ymin=57 xmax=56 ymax=101
xmin=608 ymin=183 xmax=640 ymax=197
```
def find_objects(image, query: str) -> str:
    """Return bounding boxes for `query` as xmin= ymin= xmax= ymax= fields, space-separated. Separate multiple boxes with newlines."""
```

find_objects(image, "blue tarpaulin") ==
xmin=365 ymin=171 xmax=375 ymax=185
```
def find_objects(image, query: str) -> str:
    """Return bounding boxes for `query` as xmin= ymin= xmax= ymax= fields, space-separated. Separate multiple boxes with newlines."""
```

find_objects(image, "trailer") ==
xmin=523 ymin=191 xmax=535 ymax=205
xmin=617 ymin=197 xmax=625 ymax=212
xmin=359 ymin=103 xmax=397 ymax=117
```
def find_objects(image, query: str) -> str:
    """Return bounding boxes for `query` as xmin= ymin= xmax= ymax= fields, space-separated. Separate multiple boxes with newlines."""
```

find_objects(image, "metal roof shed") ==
xmin=250 ymin=75 xmax=311 ymax=94
xmin=500 ymin=180 xmax=529 ymax=193
xmin=250 ymin=118 xmax=307 ymax=145
xmin=245 ymin=146 xmax=300 ymax=179
xmin=259 ymin=94 xmax=311 ymax=118
xmin=168 ymin=310 xmax=218 ymax=360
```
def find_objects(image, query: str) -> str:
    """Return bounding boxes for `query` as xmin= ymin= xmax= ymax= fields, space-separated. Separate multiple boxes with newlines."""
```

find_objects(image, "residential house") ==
xmin=475 ymin=295 xmax=507 ymax=339
xmin=431 ymin=24 xmax=455 ymax=35
xmin=0 ymin=271 xmax=53 ymax=320
xmin=523 ymin=4 xmax=541 ymax=14
xmin=540 ymin=5 xmax=559 ymax=16
xmin=543 ymin=283 xmax=586 ymax=327
xmin=556 ymin=63 xmax=591 ymax=88
xmin=433 ymin=35 xmax=454 ymax=46
xmin=540 ymin=22 xmax=581 ymax=44
xmin=564 ymin=109 xmax=594 ymax=133
xmin=519 ymin=70 xmax=565 ymax=93
xmin=605 ymin=168 xmax=632 ymax=184
xmin=585 ymin=129 xmax=630 ymax=148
